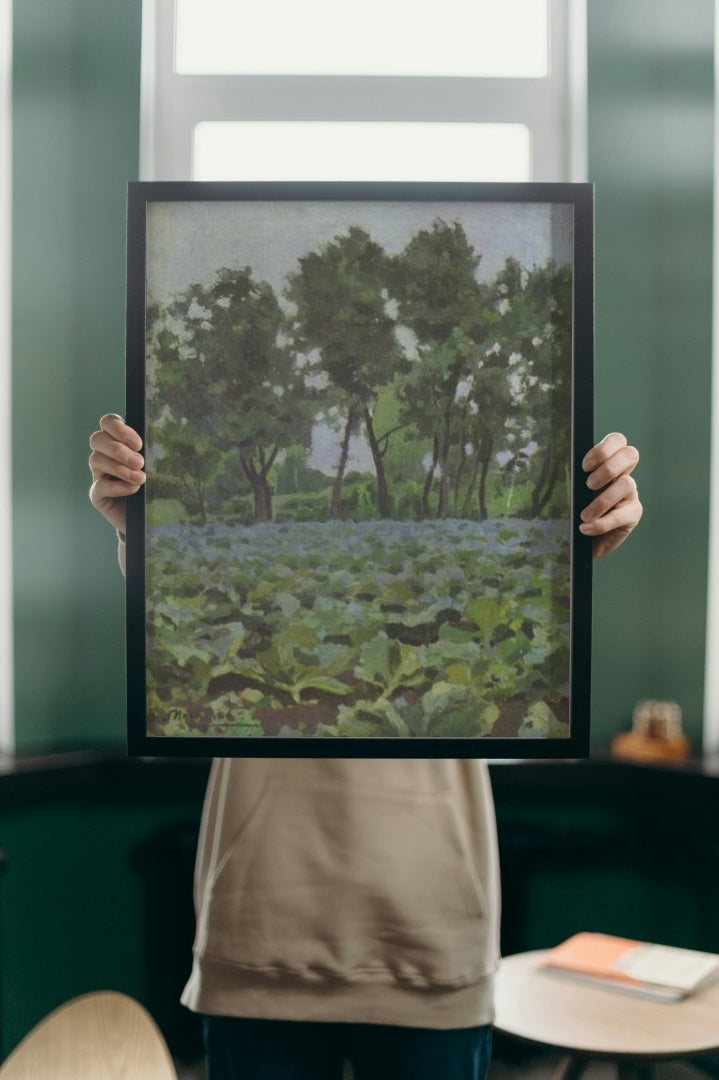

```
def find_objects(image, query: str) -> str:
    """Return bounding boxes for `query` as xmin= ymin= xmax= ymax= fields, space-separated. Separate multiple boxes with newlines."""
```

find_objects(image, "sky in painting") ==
xmin=146 ymin=198 xmax=573 ymax=303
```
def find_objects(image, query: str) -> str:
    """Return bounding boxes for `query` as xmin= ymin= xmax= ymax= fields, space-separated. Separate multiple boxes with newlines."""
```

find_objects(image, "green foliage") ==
xmin=286 ymin=226 xmax=409 ymax=518
xmin=387 ymin=218 xmax=484 ymax=343
xmin=145 ymin=498 xmax=189 ymax=527
xmin=145 ymin=220 xmax=573 ymax=528
xmin=274 ymin=445 xmax=329 ymax=495
xmin=273 ymin=490 xmax=331 ymax=523
xmin=146 ymin=518 xmax=571 ymax=740
xmin=147 ymin=265 xmax=314 ymax=523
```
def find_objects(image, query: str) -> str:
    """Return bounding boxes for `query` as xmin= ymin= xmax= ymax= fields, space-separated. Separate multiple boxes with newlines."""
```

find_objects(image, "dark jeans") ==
xmin=203 ymin=1015 xmax=493 ymax=1080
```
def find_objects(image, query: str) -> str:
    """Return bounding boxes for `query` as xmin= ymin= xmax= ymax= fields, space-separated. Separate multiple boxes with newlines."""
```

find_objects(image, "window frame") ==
xmin=140 ymin=0 xmax=587 ymax=184
xmin=703 ymin=4 xmax=719 ymax=754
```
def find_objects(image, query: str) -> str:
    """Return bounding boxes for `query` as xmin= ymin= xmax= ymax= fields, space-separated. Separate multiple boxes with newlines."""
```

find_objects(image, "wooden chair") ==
xmin=0 ymin=990 xmax=178 ymax=1079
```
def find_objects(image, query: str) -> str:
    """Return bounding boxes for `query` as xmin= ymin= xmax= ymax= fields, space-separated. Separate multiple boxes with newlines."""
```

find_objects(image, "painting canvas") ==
xmin=126 ymin=181 xmax=593 ymax=757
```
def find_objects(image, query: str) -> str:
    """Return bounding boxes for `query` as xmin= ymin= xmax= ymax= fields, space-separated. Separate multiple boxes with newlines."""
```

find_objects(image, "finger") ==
xmin=580 ymin=475 xmax=638 ymax=522
xmin=590 ymin=513 xmax=643 ymax=560
xmin=582 ymin=432 xmax=629 ymax=472
xmin=95 ymin=414 xmax=143 ymax=452
xmin=89 ymin=431 xmax=145 ymax=473
xmin=89 ymin=448 xmax=146 ymax=486
xmin=579 ymin=495 xmax=643 ymax=538
xmin=585 ymin=444 xmax=640 ymax=492
xmin=89 ymin=476 xmax=144 ymax=509
xmin=89 ymin=431 xmax=145 ymax=471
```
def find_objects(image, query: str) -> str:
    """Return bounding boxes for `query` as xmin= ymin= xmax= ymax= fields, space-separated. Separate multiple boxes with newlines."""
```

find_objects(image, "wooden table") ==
xmin=494 ymin=949 xmax=719 ymax=1080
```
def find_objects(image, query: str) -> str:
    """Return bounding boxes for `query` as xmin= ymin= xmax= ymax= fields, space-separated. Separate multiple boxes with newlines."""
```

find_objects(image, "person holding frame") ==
xmin=89 ymin=418 xmax=641 ymax=1080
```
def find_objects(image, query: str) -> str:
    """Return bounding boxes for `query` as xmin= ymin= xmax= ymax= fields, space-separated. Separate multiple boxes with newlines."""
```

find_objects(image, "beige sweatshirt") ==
xmin=181 ymin=756 xmax=501 ymax=1029
xmin=120 ymin=537 xmax=501 ymax=1029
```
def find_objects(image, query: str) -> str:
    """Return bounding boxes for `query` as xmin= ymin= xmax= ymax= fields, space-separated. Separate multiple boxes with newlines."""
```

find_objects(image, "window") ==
xmin=174 ymin=0 xmax=549 ymax=78
xmin=192 ymin=121 xmax=532 ymax=182
xmin=141 ymin=0 xmax=587 ymax=183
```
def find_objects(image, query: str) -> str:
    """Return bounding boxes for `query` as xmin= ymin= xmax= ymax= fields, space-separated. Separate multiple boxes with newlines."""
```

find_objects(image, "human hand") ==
xmin=88 ymin=414 xmax=145 ymax=536
xmin=579 ymin=432 xmax=642 ymax=561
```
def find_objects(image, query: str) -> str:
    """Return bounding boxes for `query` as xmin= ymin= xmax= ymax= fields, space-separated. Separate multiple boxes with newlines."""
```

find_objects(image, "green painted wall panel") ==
xmin=12 ymin=0 xmax=142 ymax=751
xmin=0 ymin=788 xmax=205 ymax=1057
xmin=587 ymin=0 xmax=714 ymax=748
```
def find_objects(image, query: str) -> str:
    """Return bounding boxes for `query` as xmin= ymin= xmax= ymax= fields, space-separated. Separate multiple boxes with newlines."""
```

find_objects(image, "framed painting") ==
xmin=126 ymin=181 xmax=593 ymax=757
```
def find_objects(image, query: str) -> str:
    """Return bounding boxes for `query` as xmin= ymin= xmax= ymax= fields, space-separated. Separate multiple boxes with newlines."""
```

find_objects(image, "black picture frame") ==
xmin=126 ymin=180 xmax=593 ymax=758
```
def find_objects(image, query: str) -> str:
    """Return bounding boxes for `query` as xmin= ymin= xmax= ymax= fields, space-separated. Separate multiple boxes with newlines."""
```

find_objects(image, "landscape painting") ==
xmin=125 ymin=181 xmax=593 ymax=757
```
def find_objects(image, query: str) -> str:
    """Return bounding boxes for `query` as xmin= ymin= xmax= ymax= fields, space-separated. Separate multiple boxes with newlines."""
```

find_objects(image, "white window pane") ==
xmin=193 ymin=122 xmax=532 ymax=181
xmin=176 ymin=0 xmax=548 ymax=78
xmin=192 ymin=122 xmax=532 ymax=182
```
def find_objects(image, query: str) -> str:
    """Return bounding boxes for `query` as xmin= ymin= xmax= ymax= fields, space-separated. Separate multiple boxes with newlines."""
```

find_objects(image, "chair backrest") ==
xmin=0 ymin=990 xmax=178 ymax=1079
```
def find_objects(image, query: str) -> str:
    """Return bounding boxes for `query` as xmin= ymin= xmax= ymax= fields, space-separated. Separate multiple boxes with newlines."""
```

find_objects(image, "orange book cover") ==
xmin=542 ymin=932 xmax=640 ymax=983
xmin=540 ymin=932 xmax=719 ymax=1001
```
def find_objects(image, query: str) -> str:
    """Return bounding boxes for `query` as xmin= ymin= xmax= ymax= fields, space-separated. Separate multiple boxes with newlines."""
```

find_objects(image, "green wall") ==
xmin=0 ymin=772 xmax=207 ymax=1059
xmin=12 ymin=0 xmax=142 ymax=751
xmin=587 ymin=0 xmax=714 ymax=749
xmin=10 ymin=0 xmax=716 ymax=752
xmin=0 ymin=795 xmax=199 ymax=1055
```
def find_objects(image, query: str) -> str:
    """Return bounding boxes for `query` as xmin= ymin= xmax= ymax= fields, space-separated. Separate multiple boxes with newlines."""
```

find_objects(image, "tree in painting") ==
xmin=148 ymin=267 xmax=313 ymax=523
xmin=286 ymin=226 xmax=407 ymax=519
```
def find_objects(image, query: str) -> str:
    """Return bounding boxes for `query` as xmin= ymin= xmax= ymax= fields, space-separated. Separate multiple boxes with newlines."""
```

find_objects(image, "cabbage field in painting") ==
xmin=145 ymin=517 xmax=570 ymax=739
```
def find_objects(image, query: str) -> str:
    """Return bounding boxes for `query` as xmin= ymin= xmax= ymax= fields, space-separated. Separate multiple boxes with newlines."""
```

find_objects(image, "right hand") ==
xmin=88 ymin=414 xmax=146 ymax=535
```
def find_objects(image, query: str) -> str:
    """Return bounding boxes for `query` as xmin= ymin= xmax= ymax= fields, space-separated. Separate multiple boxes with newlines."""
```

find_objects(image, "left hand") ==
xmin=579 ymin=433 xmax=642 ymax=560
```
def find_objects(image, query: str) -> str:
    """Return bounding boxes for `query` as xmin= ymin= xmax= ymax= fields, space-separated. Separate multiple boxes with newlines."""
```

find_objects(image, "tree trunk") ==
xmin=330 ymin=407 xmax=357 ymax=520
xmin=477 ymin=434 xmax=494 ymax=521
xmin=531 ymin=447 xmax=555 ymax=517
xmin=196 ymin=486 xmax=206 ymax=525
xmin=461 ymin=450 xmax=482 ymax=517
xmin=533 ymin=451 xmax=561 ymax=516
xmin=422 ymin=436 xmax=439 ymax=518
xmin=241 ymin=451 xmax=276 ymax=523
xmin=453 ymin=430 xmax=469 ymax=515
xmin=436 ymin=404 xmax=454 ymax=518
xmin=181 ymin=477 xmax=206 ymax=524
xmin=363 ymin=407 xmax=391 ymax=518
xmin=252 ymin=478 xmax=273 ymax=522
xmin=477 ymin=457 xmax=491 ymax=521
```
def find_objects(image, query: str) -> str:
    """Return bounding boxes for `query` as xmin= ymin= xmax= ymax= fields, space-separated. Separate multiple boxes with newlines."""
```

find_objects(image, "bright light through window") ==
xmin=176 ymin=0 xmax=548 ymax=78
xmin=192 ymin=121 xmax=532 ymax=182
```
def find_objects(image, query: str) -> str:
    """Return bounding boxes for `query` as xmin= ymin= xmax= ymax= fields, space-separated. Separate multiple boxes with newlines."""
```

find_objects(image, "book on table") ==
xmin=539 ymin=932 xmax=719 ymax=1002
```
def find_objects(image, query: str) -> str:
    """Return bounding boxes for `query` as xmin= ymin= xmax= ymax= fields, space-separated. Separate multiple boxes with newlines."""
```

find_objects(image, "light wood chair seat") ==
xmin=0 ymin=990 xmax=178 ymax=1079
